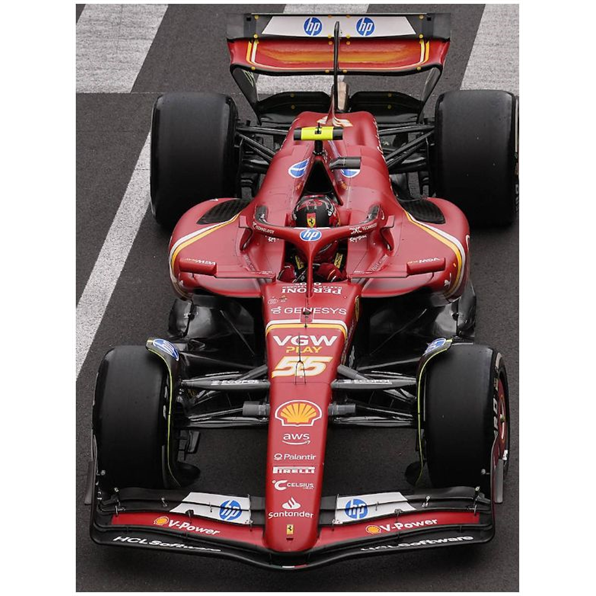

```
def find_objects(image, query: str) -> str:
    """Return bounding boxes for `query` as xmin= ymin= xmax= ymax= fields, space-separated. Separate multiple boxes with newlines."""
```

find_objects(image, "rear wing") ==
xmin=226 ymin=13 xmax=450 ymax=118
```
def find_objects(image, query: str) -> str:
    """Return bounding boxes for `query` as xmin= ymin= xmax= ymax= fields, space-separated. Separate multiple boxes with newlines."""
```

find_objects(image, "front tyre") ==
xmin=423 ymin=343 xmax=510 ymax=497
xmin=93 ymin=346 xmax=172 ymax=491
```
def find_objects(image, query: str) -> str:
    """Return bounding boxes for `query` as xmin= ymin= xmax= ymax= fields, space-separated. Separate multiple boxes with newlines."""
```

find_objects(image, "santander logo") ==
xmin=282 ymin=497 xmax=301 ymax=510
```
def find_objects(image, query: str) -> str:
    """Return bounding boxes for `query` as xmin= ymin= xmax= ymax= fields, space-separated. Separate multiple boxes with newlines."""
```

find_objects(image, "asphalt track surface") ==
xmin=76 ymin=4 xmax=518 ymax=591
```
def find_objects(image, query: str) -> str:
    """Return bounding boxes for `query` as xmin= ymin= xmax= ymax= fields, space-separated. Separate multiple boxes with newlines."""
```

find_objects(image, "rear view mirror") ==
xmin=329 ymin=157 xmax=361 ymax=171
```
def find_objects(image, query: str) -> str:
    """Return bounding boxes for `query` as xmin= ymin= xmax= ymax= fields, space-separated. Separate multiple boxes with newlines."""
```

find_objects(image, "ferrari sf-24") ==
xmin=87 ymin=12 xmax=517 ymax=570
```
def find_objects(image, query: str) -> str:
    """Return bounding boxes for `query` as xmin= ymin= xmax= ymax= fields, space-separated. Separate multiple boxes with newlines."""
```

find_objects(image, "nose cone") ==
xmin=264 ymin=384 xmax=330 ymax=552
xmin=261 ymin=281 xmax=361 ymax=552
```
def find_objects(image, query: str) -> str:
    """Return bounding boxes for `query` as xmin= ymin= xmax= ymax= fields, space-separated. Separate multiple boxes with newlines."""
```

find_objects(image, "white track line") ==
xmin=461 ymin=4 xmax=518 ymax=95
xmin=77 ymin=4 xmax=167 ymax=93
xmin=76 ymin=136 xmax=151 ymax=378
xmin=257 ymin=4 xmax=369 ymax=96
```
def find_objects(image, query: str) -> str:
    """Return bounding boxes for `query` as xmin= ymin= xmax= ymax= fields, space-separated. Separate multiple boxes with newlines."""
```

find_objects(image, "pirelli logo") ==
xmin=272 ymin=466 xmax=315 ymax=474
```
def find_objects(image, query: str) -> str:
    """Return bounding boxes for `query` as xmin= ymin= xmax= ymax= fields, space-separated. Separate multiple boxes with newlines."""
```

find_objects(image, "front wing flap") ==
xmin=90 ymin=486 xmax=494 ymax=569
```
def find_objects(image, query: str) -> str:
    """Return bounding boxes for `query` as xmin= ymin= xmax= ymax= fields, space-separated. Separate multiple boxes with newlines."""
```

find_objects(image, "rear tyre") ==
xmin=424 ymin=343 xmax=509 ymax=496
xmin=150 ymin=92 xmax=239 ymax=229
xmin=93 ymin=346 xmax=170 ymax=491
xmin=434 ymin=90 xmax=518 ymax=227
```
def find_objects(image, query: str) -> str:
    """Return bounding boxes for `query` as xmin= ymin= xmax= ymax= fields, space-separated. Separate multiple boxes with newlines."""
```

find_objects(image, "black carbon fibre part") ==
xmin=198 ymin=199 xmax=250 ymax=224
xmin=398 ymin=198 xmax=445 ymax=224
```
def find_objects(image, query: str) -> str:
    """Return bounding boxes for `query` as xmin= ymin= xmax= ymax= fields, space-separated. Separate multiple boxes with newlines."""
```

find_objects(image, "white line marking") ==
xmin=257 ymin=4 xmax=369 ymax=96
xmin=76 ymin=135 xmax=151 ymax=377
xmin=461 ymin=4 xmax=518 ymax=95
xmin=77 ymin=4 xmax=167 ymax=93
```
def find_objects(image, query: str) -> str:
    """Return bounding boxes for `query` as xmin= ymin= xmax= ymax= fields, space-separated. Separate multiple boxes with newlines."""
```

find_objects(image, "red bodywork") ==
xmin=167 ymin=110 xmax=470 ymax=553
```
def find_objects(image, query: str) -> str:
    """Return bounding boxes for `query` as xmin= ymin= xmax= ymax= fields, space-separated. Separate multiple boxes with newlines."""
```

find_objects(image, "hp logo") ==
xmin=219 ymin=499 xmax=242 ymax=521
xmin=356 ymin=17 xmax=375 ymax=36
xmin=345 ymin=498 xmax=369 ymax=520
xmin=300 ymin=229 xmax=322 ymax=242
xmin=304 ymin=17 xmax=323 ymax=36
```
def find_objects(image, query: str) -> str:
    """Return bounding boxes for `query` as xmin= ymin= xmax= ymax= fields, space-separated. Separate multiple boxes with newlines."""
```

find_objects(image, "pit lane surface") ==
xmin=76 ymin=4 xmax=518 ymax=590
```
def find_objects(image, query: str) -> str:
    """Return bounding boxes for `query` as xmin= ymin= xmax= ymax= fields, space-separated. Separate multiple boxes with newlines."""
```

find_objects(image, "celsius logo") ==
xmin=356 ymin=17 xmax=375 ymax=36
xmin=345 ymin=498 xmax=369 ymax=520
xmin=273 ymin=479 xmax=289 ymax=491
xmin=273 ymin=479 xmax=315 ymax=491
xmin=288 ymin=159 xmax=309 ymax=178
xmin=304 ymin=17 xmax=323 ymax=36
xmin=219 ymin=499 xmax=242 ymax=521
xmin=341 ymin=168 xmax=360 ymax=178
xmin=299 ymin=229 xmax=322 ymax=242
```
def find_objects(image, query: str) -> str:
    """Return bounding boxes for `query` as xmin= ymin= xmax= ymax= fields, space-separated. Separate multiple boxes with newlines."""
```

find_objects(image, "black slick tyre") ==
xmin=434 ymin=90 xmax=518 ymax=227
xmin=93 ymin=346 xmax=169 ymax=491
xmin=423 ymin=343 xmax=509 ymax=496
xmin=150 ymin=92 xmax=238 ymax=229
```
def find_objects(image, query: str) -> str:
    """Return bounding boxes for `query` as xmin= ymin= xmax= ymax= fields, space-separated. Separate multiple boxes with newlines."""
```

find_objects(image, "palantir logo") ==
xmin=219 ymin=499 xmax=242 ymax=521
xmin=299 ymin=229 xmax=322 ymax=242
xmin=304 ymin=17 xmax=323 ymax=36
xmin=356 ymin=17 xmax=375 ymax=36
xmin=345 ymin=498 xmax=369 ymax=519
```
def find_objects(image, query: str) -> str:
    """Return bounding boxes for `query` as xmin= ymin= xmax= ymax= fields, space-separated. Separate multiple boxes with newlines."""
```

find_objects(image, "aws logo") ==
xmin=282 ymin=432 xmax=311 ymax=445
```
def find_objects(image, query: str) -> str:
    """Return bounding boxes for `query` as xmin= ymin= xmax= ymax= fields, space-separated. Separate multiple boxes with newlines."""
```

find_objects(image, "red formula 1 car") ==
xmin=87 ymin=13 xmax=516 ymax=569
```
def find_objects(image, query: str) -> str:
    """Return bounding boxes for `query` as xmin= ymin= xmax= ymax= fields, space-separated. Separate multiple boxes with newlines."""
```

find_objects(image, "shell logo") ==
xmin=275 ymin=400 xmax=323 ymax=427
xmin=366 ymin=525 xmax=381 ymax=535
xmin=154 ymin=516 xmax=169 ymax=526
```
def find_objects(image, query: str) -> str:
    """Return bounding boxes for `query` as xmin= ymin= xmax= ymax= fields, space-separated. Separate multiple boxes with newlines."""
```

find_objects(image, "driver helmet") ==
xmin=292 ymin=195 xmax=340 ymax=262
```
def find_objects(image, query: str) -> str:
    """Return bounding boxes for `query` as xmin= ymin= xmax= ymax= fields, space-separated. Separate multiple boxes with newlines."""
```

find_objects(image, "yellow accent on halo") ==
xmin=403 ymin=211 xmax=463 ymax=296
xmin=266 ymin=323 xmax=347 ymax=338
xmin=279 ymin=401 xmax=319 ymax=424
xmin=299 ymin=126 xmax=336 ymax=141
xmin=170 ymin=214 xmax=240 ymax=272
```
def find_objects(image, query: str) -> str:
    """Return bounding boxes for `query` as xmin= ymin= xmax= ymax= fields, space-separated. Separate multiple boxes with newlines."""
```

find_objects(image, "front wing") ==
xmin=90 ymin=486 xmax=494 ymax=570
